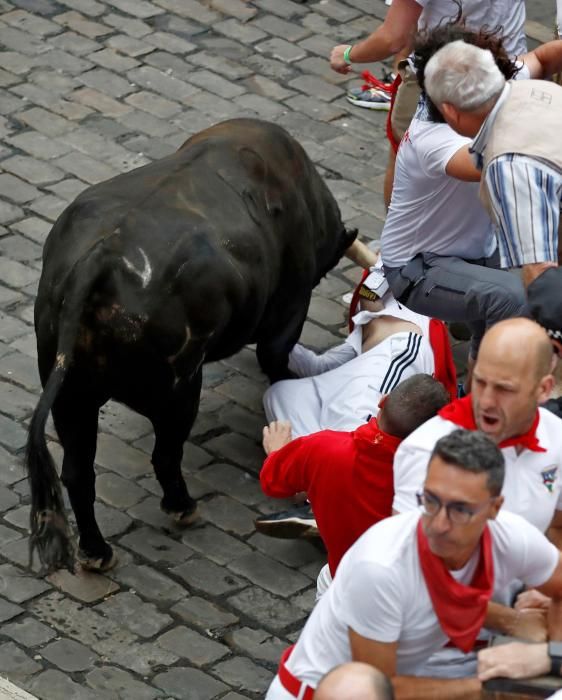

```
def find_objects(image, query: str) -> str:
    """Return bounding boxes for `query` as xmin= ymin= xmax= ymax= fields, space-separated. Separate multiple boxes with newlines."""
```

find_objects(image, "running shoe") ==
xmin=346 ymin=69 xmax=395 ymax=110
xmin=255 ymin=503 xmax=319 ymax=539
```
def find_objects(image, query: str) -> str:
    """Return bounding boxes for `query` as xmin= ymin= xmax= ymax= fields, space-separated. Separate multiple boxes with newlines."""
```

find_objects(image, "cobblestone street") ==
xmin=0 ymin=1 xmax=558 ymax=698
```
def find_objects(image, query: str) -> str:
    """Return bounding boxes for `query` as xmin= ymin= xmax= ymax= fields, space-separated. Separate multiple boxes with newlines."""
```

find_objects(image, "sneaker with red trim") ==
xmin=346 ymin=86 xmax=391 ymax=110
xmin=346 ymin=70 xmax=394 ymax=111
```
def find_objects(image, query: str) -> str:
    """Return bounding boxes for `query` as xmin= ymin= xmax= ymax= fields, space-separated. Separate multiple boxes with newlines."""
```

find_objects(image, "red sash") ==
xmin=417 ymin=520 xmax=494 ymax=652
xmin=439 ymin=396 xmax=546 ymax=453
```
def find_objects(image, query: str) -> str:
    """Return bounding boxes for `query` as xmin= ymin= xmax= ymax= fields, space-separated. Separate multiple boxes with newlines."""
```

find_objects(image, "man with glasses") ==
xmin=265 ymin=430 xmax=562 ymax=700
xmin=391 ymin=317 xmax=562 ymax=677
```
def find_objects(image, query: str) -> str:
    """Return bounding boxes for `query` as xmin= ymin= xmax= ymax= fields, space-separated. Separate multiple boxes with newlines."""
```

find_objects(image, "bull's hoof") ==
xmin=77 ymin=548 xmax=118 ymax=572
xmin=161 ymin=500 xmax=199 ymax=526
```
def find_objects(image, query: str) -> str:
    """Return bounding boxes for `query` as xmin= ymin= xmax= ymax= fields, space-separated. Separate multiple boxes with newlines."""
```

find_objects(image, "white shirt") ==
xmin=381 ymin=117 xmax=496 ymax=267
xmin=284 ymin=510 xmax=558 ymax=685
xmin=393 ymin=408 xmax=562 ymax=533
xmin=264 ymin=292 xmax=434 ymax=436
xmin=415 ymin=0 xmax=526 ymax=56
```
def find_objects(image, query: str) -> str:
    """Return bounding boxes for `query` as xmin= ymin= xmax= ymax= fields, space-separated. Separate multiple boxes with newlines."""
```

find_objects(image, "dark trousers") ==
xmin=384 ymin=250 xmax=528 ymax=358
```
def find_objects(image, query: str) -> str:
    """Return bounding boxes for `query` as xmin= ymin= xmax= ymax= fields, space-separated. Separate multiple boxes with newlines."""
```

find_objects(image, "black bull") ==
xmin=27 ymin=118 xmax=357 ymax=572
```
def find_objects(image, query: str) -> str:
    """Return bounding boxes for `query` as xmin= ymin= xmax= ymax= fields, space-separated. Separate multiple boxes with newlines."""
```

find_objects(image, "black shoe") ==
xmin=255 ymin=503 xmax=319 ymax=539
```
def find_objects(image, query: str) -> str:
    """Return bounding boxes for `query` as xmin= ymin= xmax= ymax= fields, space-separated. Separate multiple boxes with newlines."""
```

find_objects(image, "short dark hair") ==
xmin=381 ymin=374 xmax=450 ymax=439
xmin=413 ymin=9 xmax=519 ymax=122
xmin=430 ymin=429 xmax=505 ymax=496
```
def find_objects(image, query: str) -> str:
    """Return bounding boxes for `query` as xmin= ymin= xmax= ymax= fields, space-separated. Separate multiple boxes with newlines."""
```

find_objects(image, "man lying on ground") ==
xmin=263 ymin=263 xmax=453 ymax=438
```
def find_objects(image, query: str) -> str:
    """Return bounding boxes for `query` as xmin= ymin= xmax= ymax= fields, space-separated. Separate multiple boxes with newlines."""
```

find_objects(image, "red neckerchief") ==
xmin=438 ymin=396 xmax=546 ymax=453
xmin=416 ymin=519 xmax=494 ymax=653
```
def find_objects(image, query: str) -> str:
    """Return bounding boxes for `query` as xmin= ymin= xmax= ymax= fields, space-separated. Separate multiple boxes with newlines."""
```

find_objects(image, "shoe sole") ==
xmin=255 ymin=518 xmax=320 ymax=540
xmin=346 ymin=95 xmax=390 ymax=111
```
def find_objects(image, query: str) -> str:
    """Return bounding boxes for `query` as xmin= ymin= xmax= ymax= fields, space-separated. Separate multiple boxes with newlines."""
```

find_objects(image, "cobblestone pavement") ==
xmin=0 ymin=1 xmax=558 ymax=698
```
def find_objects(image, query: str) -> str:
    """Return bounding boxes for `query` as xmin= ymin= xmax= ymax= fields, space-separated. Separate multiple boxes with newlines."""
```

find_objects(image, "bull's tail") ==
xmin=27 ymin=239 xmax=111 ymax=573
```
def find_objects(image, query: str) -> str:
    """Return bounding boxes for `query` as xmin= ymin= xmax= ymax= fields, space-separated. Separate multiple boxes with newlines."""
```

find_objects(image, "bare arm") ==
xmin=445 ymin=145 xmax=481 ymax=182
xmin=330 ymin=0 xmax=422 ymax=73
xmin=478 ymin=642 xmax=550 ymax=682
xmin=535 ymin=553 xmax=562 ymax=639
xmin=345 ymin=239 xmax=380 ymax=270
xmin=349 ymin=628 xmax=481 ymax=700
xmin=484 ymin=600 xmax=547 ymax=642
xmin=519 ymin=40 xmax=562 ymax=79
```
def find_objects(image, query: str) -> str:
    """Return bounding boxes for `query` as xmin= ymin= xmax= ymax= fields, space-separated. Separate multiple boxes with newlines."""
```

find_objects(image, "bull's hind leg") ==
xmin=256 ymin=295 xmax=311 ymax=383
xmin=150 ymin=369 xmax=202 ymax=524
xmin=53 ymin=391 xmax=115 ymax=571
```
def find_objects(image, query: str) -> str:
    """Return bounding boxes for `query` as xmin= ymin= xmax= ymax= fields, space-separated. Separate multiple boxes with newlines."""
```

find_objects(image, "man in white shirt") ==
xmin=392 ymin=317 xmax=562 ymax=676
xmin=393 ymin=318 xmax=562 ymax=535
xmin=330 ymin=0 xmax=526 ymax=207
xmin=265 ymin=429 xmax=562 ymax=700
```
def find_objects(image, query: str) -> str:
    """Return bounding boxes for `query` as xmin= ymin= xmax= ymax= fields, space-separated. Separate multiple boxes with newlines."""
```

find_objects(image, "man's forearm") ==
xmin=485 ymin=600 xmax=547 ymax=642
xmin=392 ymin=675 xmax=481 ymax=700
xmin=349 ymin=27 xmax=404 ymax=64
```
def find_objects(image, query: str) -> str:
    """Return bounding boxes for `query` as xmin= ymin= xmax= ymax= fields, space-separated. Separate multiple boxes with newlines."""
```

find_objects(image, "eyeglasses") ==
xmin=416 ymin=491 xmax=495 ymax=525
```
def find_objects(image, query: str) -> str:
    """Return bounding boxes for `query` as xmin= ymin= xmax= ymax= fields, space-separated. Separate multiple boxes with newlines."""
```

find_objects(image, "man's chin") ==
xmin=427 ymin=537 xmax=455 ymax=558
xmin=476 ymin=421 xmax=503 ymax=443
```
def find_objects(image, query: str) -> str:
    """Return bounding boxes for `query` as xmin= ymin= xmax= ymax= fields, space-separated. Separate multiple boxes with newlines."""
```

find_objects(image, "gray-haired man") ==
xmin=424 ymin=40 xmax=562 ymax=287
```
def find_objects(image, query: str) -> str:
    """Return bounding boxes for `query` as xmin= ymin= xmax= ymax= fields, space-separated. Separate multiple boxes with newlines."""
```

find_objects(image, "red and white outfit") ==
xmin=393 ymin=397 xmax=562 ymax=531
xmin=261 ymin=418 xmax=400 ymax=592
xmin=393 ymin=397 xmax=562 ymax=678
xmin=263 ymin=291 xmax=435 ymax=437
xmin=265 ymin=510 xmax=558 ymax=699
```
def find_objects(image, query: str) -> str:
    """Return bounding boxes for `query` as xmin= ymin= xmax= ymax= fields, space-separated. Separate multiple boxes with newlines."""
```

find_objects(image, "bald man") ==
xmin=392 ymin=317 xmax=562 ymax=678
xmin=316 ymin=663 xmax=394 ymax=700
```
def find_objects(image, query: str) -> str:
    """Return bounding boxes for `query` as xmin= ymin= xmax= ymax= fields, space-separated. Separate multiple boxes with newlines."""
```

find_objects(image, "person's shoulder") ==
xmin=411 ymin=117 xmax=470 ymax=149
xmin=490 ymin=510 xmax=541 ymax=545
xmin=398 ymin=414 xmax=454 ymax=452
xmin=351 ymin=511 xmax=419 ymax=563
xmin=537 ymin=407 xmax=562 ymax=450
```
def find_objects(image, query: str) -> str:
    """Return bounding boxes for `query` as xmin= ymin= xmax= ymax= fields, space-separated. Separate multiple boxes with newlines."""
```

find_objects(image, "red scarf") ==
xmin=439 ymin=396 xmax=546 ymax=453
xmin=416 ymin=519 xmax=494 ymax=652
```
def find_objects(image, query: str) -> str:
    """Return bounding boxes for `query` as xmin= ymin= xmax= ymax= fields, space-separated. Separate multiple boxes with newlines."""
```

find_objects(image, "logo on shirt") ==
xmin=541 ymin=466 xmax=558 ymax=492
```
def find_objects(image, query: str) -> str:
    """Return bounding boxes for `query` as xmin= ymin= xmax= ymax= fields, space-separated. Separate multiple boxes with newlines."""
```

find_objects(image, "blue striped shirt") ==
xmin=470 ymin=85 xmax=562 ymax=269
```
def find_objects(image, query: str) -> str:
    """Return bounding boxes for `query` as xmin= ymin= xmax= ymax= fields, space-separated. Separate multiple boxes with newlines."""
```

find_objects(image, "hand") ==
xmin=477 ymin=642 xmax=549 ymax=681
xmin=262 ymin=420 xmax=292 ymax=455
xmin=515 ymin=589 xmax=551 ymax=612
xmin=511 ymin=608 xmax=549 ymax=642
xmin=330 ymin=45 xmax=352 ymax=74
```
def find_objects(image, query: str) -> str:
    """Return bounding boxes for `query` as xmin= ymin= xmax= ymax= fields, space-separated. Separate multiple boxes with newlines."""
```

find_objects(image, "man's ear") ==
xmin=537 ymin=373 xmax=555 ymax=404
xmin=440 ymin=102 xmax=460 ymax=129
xmin=489 ymin=495 xmax=504 ymax=520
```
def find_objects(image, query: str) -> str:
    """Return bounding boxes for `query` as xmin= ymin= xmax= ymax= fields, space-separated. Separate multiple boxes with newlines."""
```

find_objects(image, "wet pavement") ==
xmin=0 ymin=1 xmax=558 ymax=698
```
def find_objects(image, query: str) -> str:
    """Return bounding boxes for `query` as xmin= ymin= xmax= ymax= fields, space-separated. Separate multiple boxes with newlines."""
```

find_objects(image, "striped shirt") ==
xmin=471 ymin=85 xmax=562 ymax=269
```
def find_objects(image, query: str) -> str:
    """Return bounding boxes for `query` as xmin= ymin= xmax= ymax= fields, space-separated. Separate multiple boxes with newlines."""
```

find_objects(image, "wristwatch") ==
xmin=548 ymin=641 xmax=562 ymax=676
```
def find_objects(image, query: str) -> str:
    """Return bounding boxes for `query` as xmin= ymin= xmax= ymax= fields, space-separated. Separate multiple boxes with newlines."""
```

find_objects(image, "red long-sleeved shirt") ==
xmin=260 ymin=419 xmax=402 ymax=576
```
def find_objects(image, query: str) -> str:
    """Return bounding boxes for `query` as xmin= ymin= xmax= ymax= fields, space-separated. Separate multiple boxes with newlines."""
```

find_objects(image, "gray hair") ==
xmin=430 ymin=429 xmax=505 ymax=496
xmin=424 ymin=40 xmax=506 ymax=112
